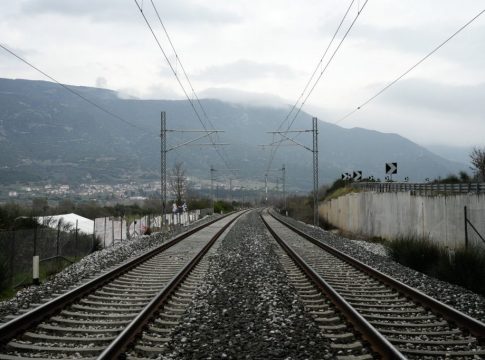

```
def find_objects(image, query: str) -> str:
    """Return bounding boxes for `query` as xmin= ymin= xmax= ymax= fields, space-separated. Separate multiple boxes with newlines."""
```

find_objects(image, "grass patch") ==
xmin=388 ymin=237 xmax=485 ymax=297
xmin=0 ymin=256 xmax=79 ymax=301
xmin=325 ymin=186 xmax=358 ymax=201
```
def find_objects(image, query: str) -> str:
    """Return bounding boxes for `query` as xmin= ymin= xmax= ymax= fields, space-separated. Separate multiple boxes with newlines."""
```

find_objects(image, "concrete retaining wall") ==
xmin=319 ymin=191 xmax=485 ymax=249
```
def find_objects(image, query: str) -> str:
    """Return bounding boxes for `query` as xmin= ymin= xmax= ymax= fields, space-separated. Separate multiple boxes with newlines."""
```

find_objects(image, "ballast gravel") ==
xmin=0 ymin=214 xmax=221 ymax=323
xmin=275 ymin=212 xmax=485 ymax=324
xmin=163 ymin=211 xmax=333 ymax=360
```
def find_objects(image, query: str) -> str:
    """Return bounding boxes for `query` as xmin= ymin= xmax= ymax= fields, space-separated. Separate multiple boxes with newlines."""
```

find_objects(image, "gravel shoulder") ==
xmin=163 ymin=210 xmax=334 ymax=359
xmin=274 ymin=212 xmax=485 ymax=323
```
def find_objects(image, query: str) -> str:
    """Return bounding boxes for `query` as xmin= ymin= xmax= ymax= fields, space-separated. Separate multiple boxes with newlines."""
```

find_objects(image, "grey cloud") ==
xmin=342 ymin=22 xmax=485 ymax=69
xmin=20 ymin=0 xmax=241 ymax=24
xmin=95 ymin=76 xmax=108 ymax=88
xmin=379 ymin=78 xmax=485 ymax=117
xmin=195 ymin=60 xmax=299 ymax=83
xmin=199 ymin=87 xmax=289 ymax=108
xmin=350 ymin=24 xmax=443 ymax=54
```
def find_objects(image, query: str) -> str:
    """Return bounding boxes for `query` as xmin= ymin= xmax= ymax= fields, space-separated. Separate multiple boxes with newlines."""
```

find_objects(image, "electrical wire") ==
xmin=265 ymin=0 xmax=368 ymax=173
xmin=335 ymin=8 xmax=485 ymax=125
xmin=150 ymin=0 xmax=209 ymax=121
xmin=133 ymin=0 xmax=236 ymax=177
xmin=148 ymin=0 xmax=233 ymax=173
xmin=288 ymin=0 xmax=369 ymax=131
xmin=0 ymin=43 xmax=150 ymax=134
xmin=274 ymin=0 xmax=356 ymax=133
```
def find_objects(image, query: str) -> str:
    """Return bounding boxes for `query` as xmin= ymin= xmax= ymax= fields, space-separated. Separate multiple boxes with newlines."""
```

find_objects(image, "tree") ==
xmin=57 ymin=199 xmax=75 ymax=214
xmin=169 ymin=162 xmax=187 ymax=206
xmin=470 ymin=147 xmax=485 ymax=181
xmin=32 ymin=197 xmax=49 ymax=216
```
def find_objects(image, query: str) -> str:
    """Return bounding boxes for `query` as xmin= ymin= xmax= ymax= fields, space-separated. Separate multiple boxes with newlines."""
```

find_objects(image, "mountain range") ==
xmin=0 ymin=78 xmax=466 ymax=191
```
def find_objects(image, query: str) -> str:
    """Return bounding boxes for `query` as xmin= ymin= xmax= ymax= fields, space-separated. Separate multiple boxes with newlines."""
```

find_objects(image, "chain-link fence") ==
xmin=94 ymin=208 xmax=212 ymax=248
xmin=0 ymin=224 xmax=94 ymax=292
xmin=464 ymin=206 xmax=485 ymax=249
xmin=0 ymin=208 xmax=213 ymax=294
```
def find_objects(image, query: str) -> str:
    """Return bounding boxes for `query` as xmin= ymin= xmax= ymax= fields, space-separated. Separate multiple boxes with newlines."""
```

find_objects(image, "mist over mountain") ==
xmin=199 ymin=87 xmax=288 ymax=108
xmin=0 ymin=78 xmax=466 ymax=190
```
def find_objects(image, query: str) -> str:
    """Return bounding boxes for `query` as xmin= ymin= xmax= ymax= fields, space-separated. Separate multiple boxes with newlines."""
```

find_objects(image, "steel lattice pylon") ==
xmin=160 ymin=112 xmax=167 ymax=223
xmin=312 ymin=117 xmax=319 ymax=227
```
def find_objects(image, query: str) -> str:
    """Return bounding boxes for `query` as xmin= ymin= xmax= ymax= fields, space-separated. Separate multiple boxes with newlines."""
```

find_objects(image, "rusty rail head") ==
xmin=260 ymin=213 xmax=406 ymax=360
xmin=98 ymin=210 xmax=247 ymax=359
xmin=270 ymin=211 xmax=485 ymax=342
xmin=0 ymin=213 xmax=232 ymax=346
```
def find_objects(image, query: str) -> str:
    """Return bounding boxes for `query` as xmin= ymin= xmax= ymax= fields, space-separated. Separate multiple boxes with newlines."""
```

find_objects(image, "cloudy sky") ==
xmin=1 ymin=0 xmax=484 ymax=149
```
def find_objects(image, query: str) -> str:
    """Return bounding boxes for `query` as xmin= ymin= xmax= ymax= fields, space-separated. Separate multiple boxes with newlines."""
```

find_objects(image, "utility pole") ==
xmin=160 ymin=112 xmax=167 ymax=224
xmin=265 ymin=173 xmax=268 ymax=202
xmin=282 ymin=164 xmax=287 ymax=213
xmin=264 ymin=118 xmax=319 ymax=226
xmin=229 ymin=178 xmax=233 ymax=203
xmin=312 ymin=117 xmax=319 ymax=227
xmin=210 ymin=165 xmax=216 ymax=210
xmin=160 ymin=112 xmax=225 ymax=219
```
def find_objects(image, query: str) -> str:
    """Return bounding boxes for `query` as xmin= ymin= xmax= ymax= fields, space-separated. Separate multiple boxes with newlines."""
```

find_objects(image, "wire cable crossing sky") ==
xmin=0 ymin=1 xmax=483 ymax=148
xmin=133 ymin=0 xmax=237 ymax=178
xmin=335 ymin=8 xmax=485 ymax=125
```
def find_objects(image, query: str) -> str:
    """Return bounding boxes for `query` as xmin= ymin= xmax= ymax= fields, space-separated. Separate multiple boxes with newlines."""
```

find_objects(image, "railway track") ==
xmin=0 ymin=211 xmax=244 ymax=359
xmin=262 ymin=210 xmax=485 ymax=359
xmin=270 ymin=234 xmax=377 ymax=359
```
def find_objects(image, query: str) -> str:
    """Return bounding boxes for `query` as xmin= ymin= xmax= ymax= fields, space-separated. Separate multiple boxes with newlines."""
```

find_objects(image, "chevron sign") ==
xmin=385 ymin=162 xmax=397 ymax=175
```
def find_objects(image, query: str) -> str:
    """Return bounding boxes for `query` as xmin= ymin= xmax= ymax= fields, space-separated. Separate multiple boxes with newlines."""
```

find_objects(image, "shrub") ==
xmin=388 ymin=237 xmax=444 ymax=274
xmin=213 ymin=201 xmax=234 ymax=214
xmin=452 ymin=246 xmax=485 ymax=295
xmin=389 ymin=237 xmax=485 ymax=297
xmin=0 ymin=251 xmax=10 ymax=293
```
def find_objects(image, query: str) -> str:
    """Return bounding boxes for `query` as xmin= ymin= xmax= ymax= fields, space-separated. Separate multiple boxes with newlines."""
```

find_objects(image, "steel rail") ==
xmin=0 ymin=213 xmax=232 ymax=345
xmin=261 ymin=213 xmax=405 ymax=360
xmin=98 ymin=210 xmax=247 ymax=359
xmin=270 ymin=210 xmax=485 ymax=341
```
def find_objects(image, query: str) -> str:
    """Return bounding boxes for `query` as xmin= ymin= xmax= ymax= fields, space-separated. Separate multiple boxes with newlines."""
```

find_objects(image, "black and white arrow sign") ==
xmin=353 ymin=171 xmax=362 ymax=181
xmin=385 ymin=162 xmax=397 ymax=175
xmin=341 ymin=173 xmax=351 ymax=180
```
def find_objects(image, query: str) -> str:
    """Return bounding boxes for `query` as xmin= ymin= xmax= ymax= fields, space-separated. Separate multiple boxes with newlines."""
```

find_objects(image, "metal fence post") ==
xmin=464 ymin=206 xmax=468 ymax=249
xmin=103 ymin=217 xmax=107 ymax=248
xmin=33 ymin=222 xmax=39 ymax=285
xmin=92 ymin=221 xmax=95 ymax=252
xmin=10 ymin=228 xmax=15 ymax=286
xmin=75 ymin=219 xmax=78 ymax=259
xmin=56 ymin=219 xmax=61 ymax=258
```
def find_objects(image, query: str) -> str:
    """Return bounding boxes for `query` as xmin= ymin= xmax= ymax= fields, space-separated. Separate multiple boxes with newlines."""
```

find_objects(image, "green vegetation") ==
xmin=213 ymin=200 xmax=235 ymax=214
xmin=285 ymin=195 xmax=313 ymax=224
xmin=0 ymin=196 xmax=214 ymax=229
xmin=322 ymin=178 xmax=363 ymax=202
xmin=388 ymin=237 xmax=485 ymax=296
xmin=0 ymin=258 xmax=75 ymax=301
xmin=431 ymin=171 xmax=472 ymax=184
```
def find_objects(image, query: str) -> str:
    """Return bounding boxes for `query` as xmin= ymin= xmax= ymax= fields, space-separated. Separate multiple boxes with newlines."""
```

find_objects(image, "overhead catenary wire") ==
xmin=133 ymin=0 xmax=236 ymax=177
xmin=335 ymin=8 xmax=485 ymax=125
xmin=0 ymin=43 xmax=150 ymax=134
xmin=149 ymin=0 xmax=209 ymax=122
xmin=265 ymin=0 xmax=369 ymax=174
xmin=148 ymin=0 xmax=231 ymax=166
xmin=287 ymin=0 xmax=369 ymax=131
xmin=274 ymin=0 xmax=356 ymax=133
